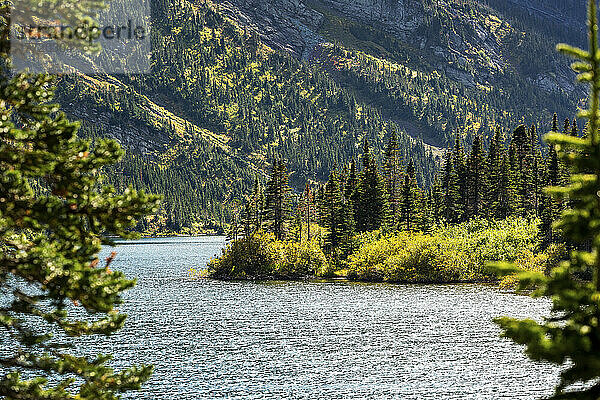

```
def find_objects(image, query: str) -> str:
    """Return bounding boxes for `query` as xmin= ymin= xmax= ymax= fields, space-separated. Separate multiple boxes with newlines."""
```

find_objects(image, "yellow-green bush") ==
xmin=207 ymin=233 xmax=277 ymax=279
xmin=348 ymin=218 xmax=541 ymax=283
xmin=207 ymin=233 xmax=329 ymax=279
xmin=269 ymin=238 xmax=330 ymax=278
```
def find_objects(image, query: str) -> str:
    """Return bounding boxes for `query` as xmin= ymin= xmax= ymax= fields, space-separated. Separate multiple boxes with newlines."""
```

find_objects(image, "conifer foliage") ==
xmin=233 ymin=117 xmax=573 ymax=260
xmin=0 ymin=1 xmax=160 ymax=398
xmin=492 ymin=1 xmax=600 ymax=397
xmin=263 ymin=159 xmax=292 ymax=240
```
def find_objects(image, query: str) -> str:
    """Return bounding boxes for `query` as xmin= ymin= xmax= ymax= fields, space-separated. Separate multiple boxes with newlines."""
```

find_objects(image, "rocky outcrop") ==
xmin=219 ymin=0 xmax=324 ymax=58
xmin=318 ymin=0 xmax=425 ymax=38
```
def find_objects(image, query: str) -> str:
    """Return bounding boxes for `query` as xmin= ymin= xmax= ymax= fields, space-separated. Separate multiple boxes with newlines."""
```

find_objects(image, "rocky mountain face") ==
xmin=487 ymin=0 xmax=585 ymax=32
xmin=218 ymin=0 xmax=425 ymax=59
xmin=219 ymin=0 xmax=324 ymax=58
xmin=218 ymin=0 xmax=583 ymax=95
xmin=318 ymin=0 xmax=425 ymax=38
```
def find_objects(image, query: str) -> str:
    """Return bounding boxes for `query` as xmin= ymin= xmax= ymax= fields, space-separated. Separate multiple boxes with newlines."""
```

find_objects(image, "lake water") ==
xmin=24 ymin=237 xmax=567 ymax=398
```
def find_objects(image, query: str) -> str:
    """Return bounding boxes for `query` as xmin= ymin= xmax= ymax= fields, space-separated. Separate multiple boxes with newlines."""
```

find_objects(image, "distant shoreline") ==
xmin=105 ymin=234 xmax=226 ymax=239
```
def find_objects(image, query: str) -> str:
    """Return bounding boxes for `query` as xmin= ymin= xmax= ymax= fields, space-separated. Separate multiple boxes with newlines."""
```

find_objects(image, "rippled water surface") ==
xmin=84 ymin=237 xmax=560 ymax=399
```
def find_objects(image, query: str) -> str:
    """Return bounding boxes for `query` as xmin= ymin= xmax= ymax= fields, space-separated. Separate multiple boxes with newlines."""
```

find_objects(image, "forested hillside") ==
xmin=57 ymin=0 xmax=586 ymax=232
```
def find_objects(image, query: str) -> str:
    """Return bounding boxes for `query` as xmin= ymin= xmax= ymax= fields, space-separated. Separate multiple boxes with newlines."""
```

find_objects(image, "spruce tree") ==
xmin=571 ymin=119 xmax=579 ymax=137
xmin=507 ymin=142 xmax=522 ymax=216
xmin=530 ymin=124 xmax=545 ymax=217
xmin=227 ymin=210 xmax=240 ymax=242
xmin=442 ymin=148 xmax=463 ymax=223
xmin=0 ymin=0 xmax=162 ymax=398
xmin=430 ymin=176 xmax=445 ymax=224
xmin=541 ymin=115 xmax=564 ymax=244
xmin=548 ymin=114 xmax=561 ymax=188
xmin=493 ymin=1 xmax=600 ymax=396
xmin=241 ymin=201 xmax=253 ymax=237
xmin=250 ymin=175 xmax=265 ymax=233
xmin=0 ymin=61 xmax=160 ymax=400
xmin=322 ymin=171 xmax=355 ymax=258
xmin=383 ymin=131 xmax=402 ymax=229
xmin=499 ymin=152 xmax=512 ymax=219
xmin=355 ymin=141 xmax=386 ymax=232
xmin=345 ymin=158 xmax=360 ymax=224
xmin=466 ymin=135 xmax=486 ymax=219
xmin=485 ymin=127 xmax=505 ymax=219
xmin=263 ymin=159 xmax=292 ymax=240
xmin=420 ymin=189 xmax=433 ymax=231
xmin=303 ymin=182 xmax=312 ymax=241
xmin=453 ymin=136 xmax=467 ymax=221
xmin=400 ymin=160 xmax=420 ymax=231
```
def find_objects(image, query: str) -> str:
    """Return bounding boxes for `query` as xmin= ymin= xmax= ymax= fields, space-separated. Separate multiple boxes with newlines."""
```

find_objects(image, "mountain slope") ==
xmin=223 ymin=0 xmax=584 ymax=145
xmin=58 ymin=0 xmax=437 ymax=232
xmin=57 ymin=0 xmax=585 ymax=232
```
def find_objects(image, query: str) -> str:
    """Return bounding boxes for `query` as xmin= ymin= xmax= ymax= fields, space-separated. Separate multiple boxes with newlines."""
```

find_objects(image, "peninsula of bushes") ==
xmin=208 ymin=218 xmax=564 ymax=287
xmin=208 ymin=117 xmax=573 ymax=284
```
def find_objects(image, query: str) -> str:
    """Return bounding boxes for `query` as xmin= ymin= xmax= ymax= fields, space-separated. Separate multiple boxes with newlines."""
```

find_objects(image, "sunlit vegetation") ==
xmin=347 ymin=218 xmax=540 ymax=283
xmin=208 ymin=111 xmax=574 ymax=282
xmin=208 ymin=233 xmax=330 ymax=280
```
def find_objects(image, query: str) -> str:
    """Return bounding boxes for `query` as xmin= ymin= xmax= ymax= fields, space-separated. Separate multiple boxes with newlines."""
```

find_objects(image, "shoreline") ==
xmin=205 ymin=276 xmax=499 ymax=285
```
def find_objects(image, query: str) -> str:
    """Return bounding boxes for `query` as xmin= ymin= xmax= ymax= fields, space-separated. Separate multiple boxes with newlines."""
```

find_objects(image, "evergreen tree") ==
xmin=442 ymin=138 xmax=465 ymax=223
xmin=227 ymin=210 xmax=241 ymax=242
xmin=548 ymin=113 xmax=561 ymax=188
xmin=345 ymin=158 xmax=360 ymax=223
xmin=241 ymin=201 xmax=254 ymax=237
xmin=303 ymin=182 xmax=312 ymax=241
xmin=0 ymin=0 xmax=163 ymax=397
xmin=383 ymin=131 xmax=402 ymax=228
xmin=453 ymin=136 xmax=468 ymax=221
xmin=263 ymin=159 xmax=292 ymax=240
xmin=466 ymin=135 xmax=486 ymax=219
xmin=539 ymin=194 xmax=555 ymax=248
xmin=493 ymin=2 xmax=600 ymax=396
xmin=485 ymin=127 xmax=506 ymax=219
xmin=442 ymin=149 xmax=461 ymax=223
xmin=430 ymin=176 xmax=445 ymax=224
xmin=563 ymin=118 xmax=571 ymax=138
xmin=541 ymin=114 xmax=564 ymax=244
xmin=355 ymin=141 xmax=386 ymax=232
xmin=0 ymin=60 xmax=160 ymax=400
xmin=530 ymin=124 xmax=545 ymax=217
xmin=507 ymin=141 xmax=522 ymax=216
xmin=420 ymin=189 xmax=434 ymax=231
xmin=251 ymin=175 xmax=265 ymax=233
xmin=499 ymin=152 xmax=512 ymax=219
xmin=571 ymin=118 xmax=579 ymax=137
xmin=400 ymin=160 xmax=420 ymax=231
xmin=322 ymin=171 xmax=355 ymax=257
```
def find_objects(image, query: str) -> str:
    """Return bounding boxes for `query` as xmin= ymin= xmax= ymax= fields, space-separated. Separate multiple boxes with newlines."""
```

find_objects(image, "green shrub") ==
xmin=207 ymin=233 xmax=277 ymax=279
xmin=348 ymin=218 xmax=541 ymax=283
xmin=208 ymin=233 xmax=329 ymax=279
xmin=270 ymin=239 xmax=330 ymax=278
xmin=498 ymin=243 xmax=566 ymax=289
